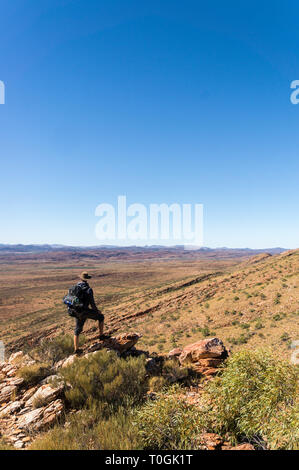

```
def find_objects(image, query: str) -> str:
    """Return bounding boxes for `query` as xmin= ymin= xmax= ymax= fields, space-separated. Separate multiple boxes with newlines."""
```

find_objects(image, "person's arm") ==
xmin=89 ymin=288 xmax=100 ymax=312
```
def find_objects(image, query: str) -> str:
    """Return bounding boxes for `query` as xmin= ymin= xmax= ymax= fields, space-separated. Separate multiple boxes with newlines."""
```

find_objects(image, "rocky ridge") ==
xmin=0 ymin=334 xmax=253 ymax=450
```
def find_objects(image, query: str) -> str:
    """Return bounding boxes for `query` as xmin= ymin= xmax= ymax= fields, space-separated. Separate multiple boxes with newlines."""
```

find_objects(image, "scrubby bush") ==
xmin=255 ymin=320 xmax=264 ymax=329
xmin=30 ymin=350 xmax=149 ymax=450
xmin=149 ymin=376 xmax=168 ymax=392
xmin=161 ymin=360 xmax=189 ymax=384
xmin=17 ymin=363 xmax=50 ymax=386
xmin=33 ymin=334 xmax=85 ymax=365
xmin=135 ymin=350 xmax=299 ymax=450
xmin=207 ymin=349 xmax=299 ymax=449
xmin=30 ymin=406 xmax=140 ymax=450
xmin=134 ymin=387 xmax=208 ymax=450
xmin=200 ymin=325 xmax=215 ymax=337
xmin=60 ymin=349 xmax=148 ymax=410
xmin=0 ymin=439 xmax=14 ymax=450
xmin=280 ymin=332 xmax=290 ymax=342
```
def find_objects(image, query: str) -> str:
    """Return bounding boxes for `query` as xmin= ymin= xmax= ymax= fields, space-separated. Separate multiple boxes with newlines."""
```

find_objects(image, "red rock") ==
xmin=0 ymin=401 xmax=23 ymax=418
xmin=202 ymin=367 xmax=219 ymax=376
xmin=179 ymin=338 xmax=228 ymax=365
xmin=229 ymin=443 xmax=255 ymax=450
xmin=197 ymin=358 xmax=223 ymax=367
xmin=86 ymin=332 xmax=141 ymax=355
xmin=168 ymin=348 xmax=182 ymax=358
xmin=25 ymin=383 xmax=64 ymax=407
xmin=200 ymin=432 xmax=223 ymax=450
xmin=0 ymin=385 xmax=17 ymax=404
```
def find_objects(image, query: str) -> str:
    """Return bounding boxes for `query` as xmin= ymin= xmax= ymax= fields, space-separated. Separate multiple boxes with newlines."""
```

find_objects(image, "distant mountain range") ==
xmin=0 ymin=243 xmax=286 ymax=255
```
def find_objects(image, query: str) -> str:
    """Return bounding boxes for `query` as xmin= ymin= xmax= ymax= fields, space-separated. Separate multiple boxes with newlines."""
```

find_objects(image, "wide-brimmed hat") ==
xmin=80 ymin=271 xmax=92 ymax=281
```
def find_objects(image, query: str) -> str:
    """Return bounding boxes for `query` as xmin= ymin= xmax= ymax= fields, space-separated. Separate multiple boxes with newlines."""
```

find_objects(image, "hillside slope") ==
xmin=106 ymin=249 xmax=299 ymax=359
xmin=2 ymin=250 xmax=298 ymax=361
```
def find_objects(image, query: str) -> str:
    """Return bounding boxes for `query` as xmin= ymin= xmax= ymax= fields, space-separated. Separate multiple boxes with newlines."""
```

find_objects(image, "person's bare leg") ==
xmin=99 ymin=320 xmax=104 ymax=337
xmin=74 ymin=335 xmax=79 ymax=351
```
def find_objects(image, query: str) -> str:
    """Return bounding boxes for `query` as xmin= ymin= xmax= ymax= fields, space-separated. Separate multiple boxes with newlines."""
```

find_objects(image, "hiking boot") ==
xmin=74 ymin=348 xmax=83 ymax=355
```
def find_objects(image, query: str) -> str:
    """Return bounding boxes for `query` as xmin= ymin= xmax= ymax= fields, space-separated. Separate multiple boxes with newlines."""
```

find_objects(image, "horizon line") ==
xmin=0 ymin=242 xmax=290 ymax=251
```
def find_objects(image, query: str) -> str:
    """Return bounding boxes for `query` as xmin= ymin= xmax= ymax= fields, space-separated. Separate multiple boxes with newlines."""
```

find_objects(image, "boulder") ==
xmin=55 ymin=354 xmax=77 ymax=370
xmin=168 ymin=348 xmax=182 ymax=359
xmin=195 ymin=367 xmax=219 ymax=377
xmin=199 ymin=432 xmax=224 ymax=450
xmin=14 ymin=440 xmax=25 ymax=449
xmin=179 ymin=338 xmax=228 ymax=365
xmin=17 ymin=407 xmax=44 ymax=430
xmin=0 ymin=400 xmax=23 ymax=418
xmin=7 ymin=377 xmax=25 ymax=387
xmin=41 ymin=399 xmax=64 ymax=428
xmin=195 ymin=358 xmax=223 ymax=367
xmin=16 ymin=399 xmax=64 ymax=432
xmin=86 ymin=332 xmax=141 ymax=355
xmin=25 ymin=383 xmax=64 ymax=407
xmin=22 ymin=386 xmax=38 ymax=402
xmin=40 ymin=374 xmax=62 ymax=385
xmin=9 ymin=351 xmax=25 ymax=365
xmin=222 ymin=443 xmax=255 ymax=451
xmin=1 ymin=364 xmax=17 ymax=377
xmin=0 ymin=385 xmax=17 ymax=404
xmin=8 ymin=351 xmax=35 ymax=368
xmin=110 ymin=332 xmax=141 ymax=354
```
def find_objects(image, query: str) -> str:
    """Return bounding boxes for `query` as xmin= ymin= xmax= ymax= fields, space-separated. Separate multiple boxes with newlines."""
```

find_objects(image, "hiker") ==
xmin=64 ymin=271 xmax=108 ymax=354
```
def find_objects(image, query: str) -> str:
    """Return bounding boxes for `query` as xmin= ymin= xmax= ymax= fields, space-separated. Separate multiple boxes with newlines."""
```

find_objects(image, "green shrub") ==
xmin=17 ymin=363 xmax=50 ymax=386
xmin=30 ymin=407 xmax=140 ymax=450
xmin=34 ymin=334 xmax=85 ymax=365
xmin=255 ymin=320 xmax=264 ymax=329
xmin=207 ymin=349 xmax=299 ymax=449
xmin=60 ymin=349 xmax=148 ymax=410
xmin=0 ymin=439 xmax=14 ymax=450
xmin=200 ymin=325 xmax=215 ymax=337
xmin=280 ymin=332 xmax=290 ymax=342
xmin=162 ymin=360 xmax=189 ymax=384
xmin=228 ymin=332 xmax=252 ymax=345
xmin=134 ymin=388 xmax=208 ymax=449
xmin=273 ymin=314 xmax=282 ymax=321
xmin=149 ymin=376 xmax=168 ymax=392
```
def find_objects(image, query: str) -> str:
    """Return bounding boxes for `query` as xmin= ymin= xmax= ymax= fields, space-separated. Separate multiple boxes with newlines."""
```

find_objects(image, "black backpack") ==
xmin=63 ymin=283 xmax=88 ymax=313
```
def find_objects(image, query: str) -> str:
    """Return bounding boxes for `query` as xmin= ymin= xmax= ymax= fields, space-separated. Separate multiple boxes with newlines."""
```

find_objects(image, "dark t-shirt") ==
xmin=77 ymin=281 xmax=97 ymax=310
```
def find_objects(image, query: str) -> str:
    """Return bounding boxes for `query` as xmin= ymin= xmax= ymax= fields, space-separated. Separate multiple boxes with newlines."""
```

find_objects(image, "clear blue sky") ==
xmin=0 ymin=0 xmax=298 ymax=248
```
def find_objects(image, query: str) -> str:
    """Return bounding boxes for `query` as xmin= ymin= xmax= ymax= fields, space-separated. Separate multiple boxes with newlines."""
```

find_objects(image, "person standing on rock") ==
xmin=64 ymin=272 xmax=109 ymax=354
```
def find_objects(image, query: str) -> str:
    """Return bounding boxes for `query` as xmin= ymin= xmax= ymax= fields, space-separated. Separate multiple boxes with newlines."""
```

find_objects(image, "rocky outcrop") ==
xmin=222 ymin=443 xmax=255 ymax=450
xmin=25 ymin=383 xmax=64 ymax=407
xmin=86 ymin=332 xmax=141 ymax=355
xmin=197 ymin=432 xmax=255 ymax=450
xmin=178 ymin=337 xmax=229 ymax=376
xmin=0 ymin=332 xmax=142 ymax=449
xmin=0 ymin=334 xmax=236 ymax=450
xmin=167 ymin=348 xmax=182 ymax=360
xmin=0 ymin=384 xmax=17 ymax=404
xmin=0 ymin=400 xmax=23 ymax=418
xmin=198 ymin=432 xmax=224 ymax=450
xmin=17 ymin=399 xmax=64 ymax=431
xmin=0 ymin=353 xmax=68 ymax=447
